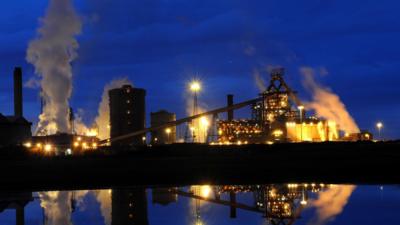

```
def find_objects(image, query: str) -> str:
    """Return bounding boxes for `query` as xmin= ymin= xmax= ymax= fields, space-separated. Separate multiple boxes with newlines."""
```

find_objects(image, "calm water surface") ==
xmin=0 ymin=184 xmax=398 ymax=225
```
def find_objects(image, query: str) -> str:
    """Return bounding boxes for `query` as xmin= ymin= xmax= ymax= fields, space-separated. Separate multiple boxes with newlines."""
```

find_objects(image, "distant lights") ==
xmin=44 ymin=144 xmax=52 ymax=152
xmin=24 ymin=142 xmax=32 ymax=148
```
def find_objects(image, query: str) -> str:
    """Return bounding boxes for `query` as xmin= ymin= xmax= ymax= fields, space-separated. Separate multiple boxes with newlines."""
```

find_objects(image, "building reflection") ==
xmin=0 ymin=192 xmax=33 ymax=225
xmin=112 ymin=188 xmax=149 ymax=225
xmin=169 ymin=184 xmax=329 ymax=225
xmin=0 ymin=184 xmax=331 ymax=225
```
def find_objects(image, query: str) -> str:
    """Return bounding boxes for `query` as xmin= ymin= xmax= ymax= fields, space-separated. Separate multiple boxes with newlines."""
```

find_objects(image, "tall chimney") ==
xmin=227 ymin=94 xmax=233 ymax=121
xmin=14 ymin=67 xmax=23 ymax=117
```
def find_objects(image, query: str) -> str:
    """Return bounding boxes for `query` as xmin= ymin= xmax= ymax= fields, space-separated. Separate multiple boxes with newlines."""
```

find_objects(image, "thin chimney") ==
xmin=227 ymin=94 xmax=234 ymax=121
xmin=14 ymin=67 xmax=23 ymax=117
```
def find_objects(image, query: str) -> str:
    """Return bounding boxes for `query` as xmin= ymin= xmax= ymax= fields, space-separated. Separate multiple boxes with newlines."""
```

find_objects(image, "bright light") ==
xmin=82 ymin=142 xmax=88 ymax=149
xmin=190 ymin=81 xmax=201 ymax=92
xmin=272 ymin=129 xmax=283 ymax=137
xmin=165 ymin=128 xmax=172 ymax=134
xmin=44 ymin=144 xmax=52 ymax=152
xmin=298 ymin=105 xmax=304 ymax=110
xmin=36 ymin=143 xmax=42 ymax=148
xmin=86 ymin=129 xmax=98 ymax=137
xmin=92 ymin=143 xmax=98 ymax=148
xmin=300 ymin=200 xmax=307 ymax=205
xmin=376 ymin=122 xmax=383 ymax=129
xmin=142 ymin=136 xmax=146 ymax=141
xmin=200 ymin=185 xmax=212 ymax=198
xmin=200 ymin=117 xmax=209 ymax=128
xmin=73 ymin=142 xmax=79 ymax=147
xmin=24 ymin=142 xmax=32 ymax=148
xmin=77 ymin=137 xmax=82 ymax=141
xmin=66 ymin=148 xmax=72 ymax=155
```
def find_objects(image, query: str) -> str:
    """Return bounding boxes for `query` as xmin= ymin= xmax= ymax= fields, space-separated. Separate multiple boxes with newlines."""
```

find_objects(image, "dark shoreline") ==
xmin=0 ymin=141 xmax=399 ymax=191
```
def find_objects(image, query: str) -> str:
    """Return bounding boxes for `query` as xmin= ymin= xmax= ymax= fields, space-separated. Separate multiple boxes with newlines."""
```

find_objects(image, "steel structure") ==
xmin=100 ymin=97 xmax=263 ymax=145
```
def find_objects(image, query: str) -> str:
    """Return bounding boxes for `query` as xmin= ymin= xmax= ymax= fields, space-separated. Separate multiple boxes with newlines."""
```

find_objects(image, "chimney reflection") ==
xmin=112 ymin=188 xmax=149 ymax=225
xmin=0 ymin=192 xmax=33 ymax=225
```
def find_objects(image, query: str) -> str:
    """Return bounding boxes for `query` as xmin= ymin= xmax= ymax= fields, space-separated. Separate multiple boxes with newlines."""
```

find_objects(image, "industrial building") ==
xmin=150 ymin=110 xmax=176 ymax=144
xmin=0 ymin=67 xmax=32 ymax=147
xmin=28 ymin=133 xmax=99 ymax=155
xmin=217 ymin=68 xmax=342 ymax=144
xmin=109 ymin=85 xmax=146 ymax=145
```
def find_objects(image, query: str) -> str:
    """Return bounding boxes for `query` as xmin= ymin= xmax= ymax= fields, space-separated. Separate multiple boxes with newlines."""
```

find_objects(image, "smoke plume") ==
xmin=93 ymin=190 xmax=112 ymax=225
xmin=27 ymin=0 xmax=82 ymax=135
xmin=94 ymin=78 xmax=132 ymax=140
xmin=309 ymin=185 xmax=356 ymax=225
xmin=300 ymin=67 xmax=360 ymax=134
xmin=40 ymin=190 xmax=89 ymax=225
xmin=253 ymin=69 xmax=267 ymax=92
xmin=40 ymin=191 xmax=73 ymax=225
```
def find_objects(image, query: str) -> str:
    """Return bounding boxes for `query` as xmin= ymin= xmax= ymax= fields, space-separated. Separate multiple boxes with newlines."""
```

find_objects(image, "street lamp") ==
xmin=142 ymin=136 xmax=146 ymax=145
xmin=376 ymin=122 xmax=383 ymax=141
xmin=298 ymin=105 xmax=304 ymax=142
xmin=165 ymin=128 xmax=171 ymax=144
xmin=189 ymin=80 xmax=201 ymax=142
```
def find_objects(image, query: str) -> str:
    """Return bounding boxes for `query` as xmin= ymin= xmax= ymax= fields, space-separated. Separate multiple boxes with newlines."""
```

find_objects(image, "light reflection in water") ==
xmin=0 ymin=184 xmax=358 ymax=225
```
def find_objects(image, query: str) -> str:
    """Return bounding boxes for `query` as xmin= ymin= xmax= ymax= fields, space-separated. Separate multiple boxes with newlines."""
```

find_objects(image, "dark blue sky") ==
xmin=0 ymin=0 xmax=399 ymax=138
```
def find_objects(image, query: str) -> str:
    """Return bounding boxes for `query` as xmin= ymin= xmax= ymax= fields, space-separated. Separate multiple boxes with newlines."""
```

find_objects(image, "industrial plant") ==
xmin=103 ymin=67 xmax=373 ymax=146
xmin=1 ymin=65 xmax=375 ymax=155
xmin=0 ymin=67 xmax=32 ymax=147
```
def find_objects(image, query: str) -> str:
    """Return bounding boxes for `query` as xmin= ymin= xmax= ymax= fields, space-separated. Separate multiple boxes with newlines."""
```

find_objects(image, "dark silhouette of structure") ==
xmin=150 ymin=110 xmax=176 ymax=144
xmin=0 ymin=192 xmax=33 ymax=225
xmin=14 ymin=67 xmax=23 ymax=118
xmin=109 ymin=85 xmax=146 ymax=145
xmin=112 ymin=189 xmax=149 ymax=225
xmin=0 ymin=67 xmax=32 ymax=147
xmin=227 ymin=94 xmax=234 ymax=121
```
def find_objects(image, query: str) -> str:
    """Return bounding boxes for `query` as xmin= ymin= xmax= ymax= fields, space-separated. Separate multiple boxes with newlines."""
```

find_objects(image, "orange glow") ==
xmin=286 ymin=120 xmax=339 ymax=142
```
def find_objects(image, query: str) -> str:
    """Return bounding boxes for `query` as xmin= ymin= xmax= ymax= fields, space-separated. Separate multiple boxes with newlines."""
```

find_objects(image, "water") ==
xmin=0 ymin=184 xmax=398 ymax=225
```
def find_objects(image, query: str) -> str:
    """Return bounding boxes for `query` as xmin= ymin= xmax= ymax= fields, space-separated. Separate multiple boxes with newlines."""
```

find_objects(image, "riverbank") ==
xmin=0 ymin=141 xmax=399 ymax=191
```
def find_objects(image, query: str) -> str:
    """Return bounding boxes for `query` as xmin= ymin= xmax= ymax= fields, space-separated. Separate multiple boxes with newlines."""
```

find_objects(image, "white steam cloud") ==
xmin=93 ymin=190 xmax=112 ymax=225
xmin=300 ymin=67 xmax=360 ymax=134
xmin=40 ymin=191 xmax=73 ymax=225
xmin=95 ymin=78 xmax=132 ymax=140
xmin=309 ymin=185 xmax=356 ymax=225
xmin=27 ymin=0 xmax=82 ymax=135
xmin=253 ymin=69 xmax=267 ymax=92
xmin=40 ymin=190 xmax=89 ymax=225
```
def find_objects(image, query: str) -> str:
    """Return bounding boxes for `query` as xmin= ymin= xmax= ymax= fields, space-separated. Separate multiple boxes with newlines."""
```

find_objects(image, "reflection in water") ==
xmin=40 ymin=191 xmax=88 ymax=225
xmin=0 ymin=184 xmax=358 ymax=225
xmin=93 ymin=190 xmax=112 ymax=225
xmin=112 ymin=188 xmax=149 ymax=225
xmin=0 ymin=191 xmax=33 ymax=225
xmin=40 ymin=191 xmax=73 ymax=225
xmin=309 ymin=185 xmax=356 ymax=225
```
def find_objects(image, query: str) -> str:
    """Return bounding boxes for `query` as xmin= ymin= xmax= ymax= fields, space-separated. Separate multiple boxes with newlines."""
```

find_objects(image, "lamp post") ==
xmin=142 ymin=136 xmax=146 ymax=145
xmin=165 ymin=128 xmax=171 ymax=144
xmin=298 ymin=105 xmax=304 ymax=142
xmin=190 ymin=81 xmax=201 ymax=142
xmin=376 ymin=122 xmax=383 ymax=141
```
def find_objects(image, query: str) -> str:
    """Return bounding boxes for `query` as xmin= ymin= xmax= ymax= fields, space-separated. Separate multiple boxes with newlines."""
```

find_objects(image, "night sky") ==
xmin=0 ymin=0 xmax=399 ymax=138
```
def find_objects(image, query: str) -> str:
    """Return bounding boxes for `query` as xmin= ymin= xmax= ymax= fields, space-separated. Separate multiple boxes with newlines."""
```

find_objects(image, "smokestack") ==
xmin=14 ymin=67 xmax=23 ymax=117
xmin=227 ymin=94 xmax=233 ymax=121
